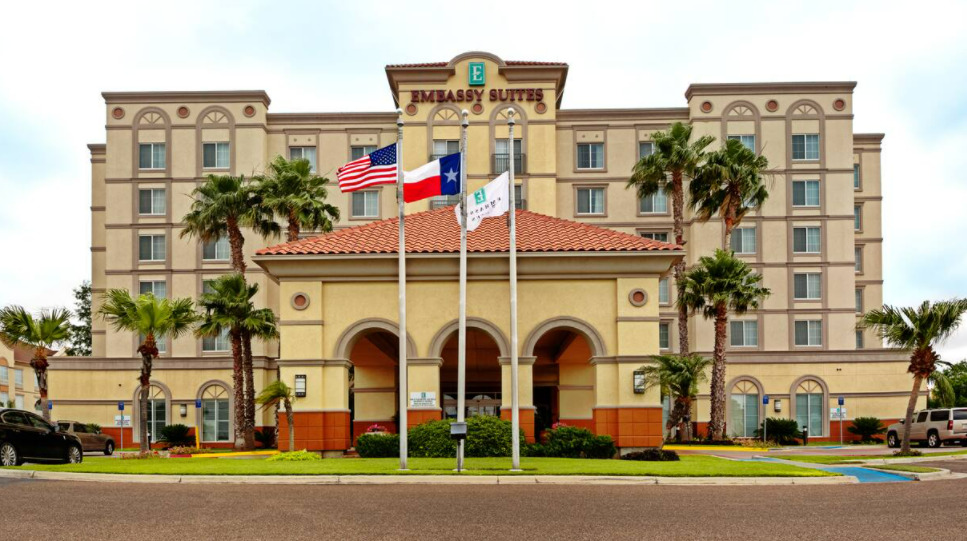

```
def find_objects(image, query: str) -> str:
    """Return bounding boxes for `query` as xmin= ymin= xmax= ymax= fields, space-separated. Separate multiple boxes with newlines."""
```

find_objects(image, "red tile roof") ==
xmin=257 ymin=207 xmax=681 ymax=256
xmin=505 ymin=60 xmax=568 ymax=66
xmin=386 ymin=60 xmax=567 ymax=68
xmin=385 ymin=62 xmax=448 ymax=68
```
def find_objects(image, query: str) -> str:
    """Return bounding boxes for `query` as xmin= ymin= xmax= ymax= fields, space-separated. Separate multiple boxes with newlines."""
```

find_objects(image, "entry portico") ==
xmin=255 ymin=207 xmax=683 ymax=452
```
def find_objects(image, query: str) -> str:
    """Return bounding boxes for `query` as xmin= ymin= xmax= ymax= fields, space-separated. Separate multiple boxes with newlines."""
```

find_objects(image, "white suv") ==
xmin=887 ymin=408 xmax=967 ymax=448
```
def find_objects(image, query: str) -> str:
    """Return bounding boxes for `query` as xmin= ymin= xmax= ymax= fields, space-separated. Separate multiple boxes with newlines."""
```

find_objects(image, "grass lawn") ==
xmin=866 ymin=464 xmax=941 ymax=473
xmin=777 ymin=449 xmax=967 ymax=465
xmin=5 ymin=455 xmax=833 ymax=477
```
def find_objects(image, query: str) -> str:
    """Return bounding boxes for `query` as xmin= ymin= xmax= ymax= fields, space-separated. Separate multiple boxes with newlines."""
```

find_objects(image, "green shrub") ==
xmin=356 ymin=433 xmax=400 ymax=458
xmin=255 ymin=428 xmax=276 ymax=449
xmin=847 ymin=417 xmax=886 ymax=442
xmin=542 ymin=425 xmax=616 ymax=459
xmin=158 ymin=424 xmax=192 ymax=446
xmin=585 ymin=435 xmax=617 ymax=459
xmin=522 ymin=442 xmax=546 ymax=457
xmin=408 ymin=419 xmax=457 ymax=458
xmin=621 ymin=449 xmax=680 ymax=461
xmin=267 ymin=450 xmax=321 ymax=461
xmin=407 ymin=416 xmax=524 ymax=458
xmin=754 ymin=417 xmax=800 ymax=445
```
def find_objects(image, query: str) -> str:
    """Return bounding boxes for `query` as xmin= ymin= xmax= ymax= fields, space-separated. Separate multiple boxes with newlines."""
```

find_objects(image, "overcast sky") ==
xmin=0 ymin=0 xmax=964 ymax=360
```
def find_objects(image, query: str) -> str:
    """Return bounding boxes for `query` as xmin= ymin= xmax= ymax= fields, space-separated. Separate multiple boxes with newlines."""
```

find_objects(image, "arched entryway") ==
xmin=347 ymin=329 xmax=402 ymax=441
xmin=439 ymin=328 xmax=503 ymax=419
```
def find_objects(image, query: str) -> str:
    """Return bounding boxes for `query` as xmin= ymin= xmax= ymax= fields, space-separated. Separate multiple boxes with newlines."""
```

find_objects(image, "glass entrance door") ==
xmin=443 ymin=393 xmax=502 ymax=418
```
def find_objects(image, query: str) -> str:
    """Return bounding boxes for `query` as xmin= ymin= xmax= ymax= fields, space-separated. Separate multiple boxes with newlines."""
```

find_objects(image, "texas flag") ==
xmin=403 ymin=152 xmax=461 ymax=203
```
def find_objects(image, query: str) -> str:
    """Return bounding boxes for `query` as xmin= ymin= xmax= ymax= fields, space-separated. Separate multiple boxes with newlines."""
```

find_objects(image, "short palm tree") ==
xmin=258 ymin=156 xmax=340 ymax=242
xmin=256 ymin=380 xmax=295 ymax=452
xmin=679 ymin=250 xmax=771 ymax=441
xmin=180 ymin=174 xmax=279 ymax=273
xmin=638 ymin=354 xmax=712 ymax=443
xmin=628 ymin=122 xmax=714 ymax=355
xmin=0 ymin=306 xmax=72 ymax=421
xmin=240 ymin=306 xmax=278 ymax=448
xmin=98 ymin=291 xmax=199 ymax=451
xmin=689 ymin=138 xmax=770 ymax=248
xmin=862 ymin=299 xmax=967 ymax=453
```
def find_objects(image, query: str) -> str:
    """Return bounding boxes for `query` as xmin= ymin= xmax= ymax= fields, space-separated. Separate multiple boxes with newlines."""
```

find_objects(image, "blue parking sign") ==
xmin=118 ymin=401 xmax=124 ymax=411
xmin=762 ymin=395 xmax=769 ymax=405
xmin=838 ymin=396 xmax=845 ymax=406
xmin=195 ymin=399 xmax=202 ymax=409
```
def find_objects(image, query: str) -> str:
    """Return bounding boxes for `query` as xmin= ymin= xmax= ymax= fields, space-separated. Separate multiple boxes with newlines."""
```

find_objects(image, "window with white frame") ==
xmin=203 ymin=237 xmax=230 ymax=261
xmin=658 ymin=278 xmax=670 ymax=305
xmin=854 ymin=205 xmax=862 ymax=231
xmin=791 ymin=134 xmax=820 ymax=160
xmin=793 ymin=273 xmax=822 ymax=300
xmin=792 ymin=180 xmax=820 ymax=207
xmin=731 ymin=227 xmax=756 ymax=254
xmin=639 ymin=232 xmax=669 ymax=242
xmin=576 ymin=187 xmax=605 ymax=215
xmin=14 ymin=369 xmax=23 ymax=388
xmin=432 ymin=140 xmax=460 ymax=157
xmin=139 ymin=280 xmax=167 ymax=299
xmin=14 ymin=395 xmax=23 ymax=410
xmin=138 ymin=143 xmax=166 ymax=170
xmin=730 ymin=381 xmax=760 ymax=438
xmin=794 ymin=320 xmax=822 ymax=346
xmin=0 ymin=391 xmax=6 ymax=406
xmin=638 ymin=191 xmax=667 ymax=214
xmin=202 ymin=142 xmax=230 ymax=169
xmin=659 ymin=322 xmax=670 ymax=350
xmin=289 ymin=146 xmax=318 ymax=172
xmin=727 ymin=134 xmax=755 ymax=151
xmin=138 ymin=234 xmax=165 ymax=262
xmin=145 ymin=385 xmax=167 ymax=443
xmin=855 ymin=330 xmax=864 ymax=349
xmin=351 ymin=191 xmax=379 ymax=218
xmin=201 ymin=385 xmax=230 ymax=442
xmin=351 ymin=145 xmax=377 ymax=161
xmin=138 ymin=188 xmax=166 ymax=215
xmin=577 ymin=143 xmax=604 ymax=169
xmin=855 ymin=289 xmax=863 ymax=313
xmin=0 ymin=366 xmax=6 ymax=384
xmin=792 ymin=227 xmax=821 ymax=254
xmin=638 ymin=141 xmax=654 ymax=159
xmin=203 ymin=328 xmax=231 ymax=352
xmin=855 ymin=246 xmax=863 ymax=272
xmin=795 ymin=379 xmax=825 ymax=436
xmin=730 ymin=320 xmax=758 ymax=347
xmin=853 ymin=164 xmax=860 ymax=189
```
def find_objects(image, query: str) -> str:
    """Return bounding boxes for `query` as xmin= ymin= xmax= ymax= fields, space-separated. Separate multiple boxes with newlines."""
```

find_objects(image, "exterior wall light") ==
xmin=180 ymin=404 xmax=188 ymax=417
xmin=633 ymin=369 xmax=646 ymax=394
xmin=774 ymin=399 xmax=782 ymax=413
xmin=295 ymin=374 xmax=307 ymax=397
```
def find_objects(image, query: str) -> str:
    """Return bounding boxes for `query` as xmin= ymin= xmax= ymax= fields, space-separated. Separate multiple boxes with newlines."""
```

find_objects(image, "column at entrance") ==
xmin=500 ymin=356 xmax=536 ymax=442
xmin=320 ymin=359 xmax=351 ymax=452
xmin=407 ymin=358 xmax=443 ymax=427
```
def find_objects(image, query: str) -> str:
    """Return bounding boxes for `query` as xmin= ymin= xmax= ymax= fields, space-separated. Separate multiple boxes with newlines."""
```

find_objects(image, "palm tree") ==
xmin=0 ymin=306 xmax=71 ymax=421
xmin=628 ymin=122 xmax=714 ymax=355
xmin=258 ymin=156 xmax=340 ymax=242
xmin=689 ymin=138 xmax=770 ymax=249
xmin=180 ymin=174 xmax=279 ymax=274
xmin=638 ymin=354 xmax=713 ymax=443
xmin=679 ymin=250 xmax=770 ymax=440
xmin=256 ymin=380 xmax=295 ymax=452
xmin=861 ymin=299 xmax=967 ymax=453
xmin=240 ymin=306 xmax=278 ymax=448
xmin=98 ymin=291 xmax=199 ymax=452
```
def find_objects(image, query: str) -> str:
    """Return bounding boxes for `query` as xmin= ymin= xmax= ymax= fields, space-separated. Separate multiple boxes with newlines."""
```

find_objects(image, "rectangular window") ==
xmin=0 ymin=366 xmax=7 ymax=384
xmin=792 ymin=227 xmax=821 ymax=254
xmin=855 ymin=246 xmax=863 ymax=272
xmin=791 ymin=180 xmax=820 ymax=207
xmin=576 ymin=187 xmax=605 ymax=215
xmin=638 ymin=141 xmax=654 ymax=159
xmin=351 ymin=191 xmax=379 ymax=218
xmin=138 ymin=188 xmax=166 ymax=216
xmin=727 ymin=134 xmax=755 ymax=151
xmin=514 ymin=184 xmax=525 ymax=210
xmin=658 ymin=278 xmax=670 ymax=305
xmin=203 ymin=328 xmax=231 ymax=352
xmin=138 ymin=143 xmax=166 ymax=170
xmin=351 ymin=145 xmax=377 ymax=161
xmin=853 ymin=164 xmax=860 ymax=189
xmin=202 ymin=398 xmax=230 ymax=442
xmin=730 ymin=227 xmax=756 ymax=254
xmin=730 ymin=393 xmax=760 ymax=438
xmin=855 ymin=289 xmax=863 ymax=313
xmin=730 ymin=320 xmax=758 ymax=347
xmin=793 ymin=273 xmax=822 ymax=300
xmin=659 ymin=322 xmax=670 ymax=350
xmin=202 ymin=237 xmax=230 ymax=261
xmin=138 ymin=280 xmax=167 ymax=299
xmin=494 ymin=138 xmax=522 ymax=156
xmin=791 ymin=134 xmax=820 ymax=160
xmin=639 ymin=232 xmax=669 ymax=242
xmin=202 ymin=280 xmax=216 ymax=295
xmin=854 ymin=205 xmax=862 ymax=231
xmin=856 ymin=330 xmax=864 ymax=349
xmin=638 ymin=191 xmax=667 ymax=214
xmin=432 ymin=140 xmax=460 ymax=157
xmin=138 ymin=234 xmax=165 ymax=262
xmin=930 ymin=410 xmax=950 ymax=422
xmin=794 ymin=320 xmax=822 ymax=346
xmin=289 ymin=146 xmax=318 ymax=172
xmin=202 ymin=142 xmax=230 ymax=169
xmin=576 ymin=143 xmax=605 ymax=169
xmin=14 ymin=369 xmax=24 ymax=388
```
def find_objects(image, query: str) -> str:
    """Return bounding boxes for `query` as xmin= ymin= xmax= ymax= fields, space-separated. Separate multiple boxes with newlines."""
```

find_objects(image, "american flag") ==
xmin=337 ymin=143 xmax=398 ymax=192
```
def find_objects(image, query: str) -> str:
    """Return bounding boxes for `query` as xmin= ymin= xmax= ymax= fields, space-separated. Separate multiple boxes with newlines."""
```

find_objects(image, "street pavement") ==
xmin=1 ymin=475 xmax=964 ymax=540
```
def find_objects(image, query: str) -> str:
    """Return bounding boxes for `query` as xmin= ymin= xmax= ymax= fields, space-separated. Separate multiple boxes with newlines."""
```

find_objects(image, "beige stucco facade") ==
xmin=0 ymin=344 xmax=40 ymax=412
xmin=49 ymin=51 xmax=917 ymax=450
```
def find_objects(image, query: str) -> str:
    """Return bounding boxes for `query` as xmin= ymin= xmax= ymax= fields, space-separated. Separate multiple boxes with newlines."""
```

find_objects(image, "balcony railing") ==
xmin=492 ymin=153 xmax=526 ymax=175
xmin=429 ymin=195 xmax=462 ymax=209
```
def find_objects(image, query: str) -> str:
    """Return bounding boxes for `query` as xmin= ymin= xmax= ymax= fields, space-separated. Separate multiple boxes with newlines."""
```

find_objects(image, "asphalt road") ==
xmin=1 ymin=476 xmax=965 ymax=540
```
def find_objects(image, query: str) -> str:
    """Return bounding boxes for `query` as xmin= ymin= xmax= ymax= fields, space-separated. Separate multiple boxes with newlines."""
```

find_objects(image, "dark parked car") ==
xmin=57 ymin=420 xmax=115 ymax=455
xmin=0 ymin=408 xmax=83 ymax=466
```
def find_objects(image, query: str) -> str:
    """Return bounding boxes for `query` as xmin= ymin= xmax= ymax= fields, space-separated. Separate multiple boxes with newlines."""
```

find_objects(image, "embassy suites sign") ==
xmin=407 ymin=87 xmax=545 ymax=104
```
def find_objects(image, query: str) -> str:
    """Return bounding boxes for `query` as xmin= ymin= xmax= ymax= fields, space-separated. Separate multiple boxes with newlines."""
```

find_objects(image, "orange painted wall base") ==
xmin=593 ymin=407 xmax=663 ymax=448
xmin=500 ymin=407 xmax=536 ymax=443
xmin=407 ymin=408 xmax=442 ymax=428
xmin=101 ymin=426 xmax=273 ymax=450
xmin=278 ymin=411 xmax=350 ymax=451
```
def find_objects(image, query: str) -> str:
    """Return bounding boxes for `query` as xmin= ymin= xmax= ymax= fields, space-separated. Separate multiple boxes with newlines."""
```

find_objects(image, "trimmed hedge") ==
xmin=356 ymin=432 xmax=400 ymax=458
xmin=755 ymin=417 xmax=801 ymax=445
xmin=621 ymin=449 xmax=679 ymax=461
xmin=542 ymin=425 xmax=616 ymax=459
xmin=158 ymin=424 xmax=193 ymax=447
xmin=408 ymin=416 xmax=524 ymax=458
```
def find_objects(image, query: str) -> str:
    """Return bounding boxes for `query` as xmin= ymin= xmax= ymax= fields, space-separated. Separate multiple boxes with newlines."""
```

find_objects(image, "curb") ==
xmin=0 ymin=469 xmax=857 ymax=486
xmin=862 ymin=466 xmax=956 ymax=482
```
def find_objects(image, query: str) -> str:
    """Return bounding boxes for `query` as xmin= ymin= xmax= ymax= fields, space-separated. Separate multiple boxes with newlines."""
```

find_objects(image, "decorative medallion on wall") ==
xmin=243 ymin=105 xmax=256 ymax=117
xmin=833 ymin=98 xmax=846 ymax=111
xmin=628 ymin=288 xmax=648 ymax=307
xmin=290 ymin=292 xmax=310 ymax=311
xmin=471 ymin=103 xmax=484 ymax=115
xmin=765 ymin=99 xmax=779 ymax=112
xmin=111 ymin=107 xmax=125 ymax=120
xmin=177 ymin=106 xmax=190 ymax=118
xmin=534 ymin=102 xmax=547 ymax=114
xmin=700 ymin=101 xmax=713 ymax=113
xmin=405 ymin=103 xmax=418 ymax=116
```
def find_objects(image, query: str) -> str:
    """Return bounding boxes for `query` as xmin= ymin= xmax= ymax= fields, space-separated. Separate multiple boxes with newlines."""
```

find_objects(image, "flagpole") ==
xmin=396 ymin=108 xmax=408 ymax=470
xmin=456 ymin=109 xmax=469 ymax=472
xmin=507 ymin=109 xmax=521 ymax=471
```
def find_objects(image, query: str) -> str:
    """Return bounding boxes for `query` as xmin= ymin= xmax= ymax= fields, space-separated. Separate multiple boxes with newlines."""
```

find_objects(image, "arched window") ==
xmin=729 ymin=380 xmax=760 ymax=438
xmin=795 ymin=379 xmax=826 ymax=436
xmin=146 ymin=385 xmax=167 ymax=443
xmin=201 ymin=384 xmax=231 ymax=442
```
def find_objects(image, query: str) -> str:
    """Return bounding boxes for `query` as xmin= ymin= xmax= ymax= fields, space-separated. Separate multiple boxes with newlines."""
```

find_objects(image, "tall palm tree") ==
xmin=258 ymin=156 xmax=340 ymax=242
xmin=240 ymin=306 xmax=278 ymax=448
xmin=628 ymin=122 xmax=714 ymax=355
xmin=257 ymin=380 xmax=295 ymax=452
xmin=0 ymin=306 xmax=71 ymax=421
xmin=862 ymin=299 xmax=967 ymax=453
xmin=689 ymin=138 xmax=770 ymax=249
xmin=679 ymin=250 xmax=770 ymax=440
xmin=180 ymin=174 xmax=279 ymax=273
xmin=98 ymin=291 xmax=199 ymax=452
xmin=638 ymin=354 xmax=712 ymax=443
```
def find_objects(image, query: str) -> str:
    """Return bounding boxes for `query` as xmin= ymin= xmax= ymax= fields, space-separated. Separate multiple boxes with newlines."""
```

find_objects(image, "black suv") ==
xmin=0 ymin=408 xmax=83 ymax=466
